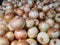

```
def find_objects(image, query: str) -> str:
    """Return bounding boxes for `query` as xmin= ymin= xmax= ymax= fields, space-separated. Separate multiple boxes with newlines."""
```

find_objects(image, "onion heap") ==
xmin=0 ymin=0 xmax=60 ymax=45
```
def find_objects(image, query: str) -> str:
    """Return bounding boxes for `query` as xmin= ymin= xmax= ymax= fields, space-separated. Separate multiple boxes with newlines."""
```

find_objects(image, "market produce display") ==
xmin=0 ymin=0 xmax=60 ymax=45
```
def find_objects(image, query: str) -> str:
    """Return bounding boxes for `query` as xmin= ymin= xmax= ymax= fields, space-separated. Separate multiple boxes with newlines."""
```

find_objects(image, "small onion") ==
xmin=55 ymin=7 xmax=60 ymax=13
xmin=29 ymin=10 xmax=39 ymax=18
xmin=0 ymin=29 xmax=5 ymax=36
xmin=49 ymin=3 xmax=56 ymax=9
xmin=47 ymin=10 xmax=56 ymax=18
xmin=42 ymin=5 xmax=49 ymax=12
xmin=37 ymin=3 xmax=44 ymax=10
xmin=0 ymin=37 xmax=9 ymax=45
xmin=11 ymin=40 xmax=18 ymax=45
xmin=23 ymin=6 xmax=30 ymax=13
xmin=4 ymin=13 xmax=14 ymax=23
xmin=16 ymin=40 xmax=28 ymax=45
xmin=39 ymin=12 xmax=45 ymax=20
xmin=5 ymin=32 xmax=14 ymax=41
xmin=34 ymin=19 xmax=39 ymax=26
xmin=23 ymin=13 xmax=28 ymax=19
xmin=39 ymin=22 xmax=49 ymax=32
xmin=27 ymin=0 xmax=33 ymax=7
xmin=28 ymin=27 xmax=38 ymax=38
xmin=37 ymin=32 xmax=49 ymax=44
xmin=0 ymin=23 xmax=7 ymax=31
xmin=26 ymin=18 xmax=34 ymax=28
xmin=14 ymin=29 xmax=27 ymax=39
xmin=17 ymin=2 xmax=22 ymax=7
xmin=7 ymin=16 xmax=25 ymax=31
xmin=49 ymin=39 xmax=60 ymax=45
xmin=47 ymin=28 xmax=60 ymax=38
xmin=55 ymin=13 xmax=60 ymax=23
xmin=26 ymin=38 xmax=37 ymax=45
xmin=16 ymin=8 xmax=24 ymax=16
xmin=45 ymin=19 xmax=55 ymax=27
xmin=53 ymin=23 xmax=60 ymax=29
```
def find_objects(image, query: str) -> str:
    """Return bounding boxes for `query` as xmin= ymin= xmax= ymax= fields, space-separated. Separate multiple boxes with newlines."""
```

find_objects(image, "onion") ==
xmin=29 ymin=10 xmax=39 ymax=19
xmin=4 ymin=13 xmax=14 ymax=23
xmin=7 ymin=16 xmax=25 ymax=31
xmin=5 ymin=32 xmax=14 ymax=41
xmin=47 ymin=10 xmax=56 ymax=19
xmin=47 ymin=28 xmax=60 ymax=38
xmin=42 ymin=5 xmax=49 ymax=12
xmin=11 ymin=40 xmax=18 ymax=45
xmin=26 ymin=18 xmax=34 ymax=28
xmin=55 ymin=13 xmax=60 ymax=23
xmin=0 ymin=37 xmax=9 ymax=45
xmin=0 ymin=29 xmax=5 ymax=36
xmin=45 ymin=19 xmax=55 ymax=27
xmin=26 ymin=38 xmax=37 ymax=45
xmin=37 ymin=32 xmax=49 ymax=44
xmin=16 ymin=40 xmax=28 ymax=45
xmin=34 ymin=19 xmax=39 ymax=26
xmin=16 ymin=8 xmax=24 ymax=16
xmin=49 ymin=39 xmax=60 ymax=45
xmin=14 ymin=29 xmax=27 ymax=39
xmin=53 ymin=23 xmax=60 ymax=29
xmin=39 ymin=12 xmax=45 ymax=20
xmin=39 ymin=22 xmax=49 ymax=32
xmin=28 ymin=27 xmax=38 ymax=38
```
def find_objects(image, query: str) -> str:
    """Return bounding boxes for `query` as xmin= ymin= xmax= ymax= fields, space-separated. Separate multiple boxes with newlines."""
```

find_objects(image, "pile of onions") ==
xmin=0 ymin=0 xmax=60 ymax=45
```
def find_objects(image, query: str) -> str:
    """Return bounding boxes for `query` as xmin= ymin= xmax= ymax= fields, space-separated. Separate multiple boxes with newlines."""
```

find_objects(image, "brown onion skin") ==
xmin=16 ymin=40 xmax=28 ymax=45
xmin=14 ymin=29 xmax=27 ymax=40
xmin=11 ymin=40 xmax=18 ymax=45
